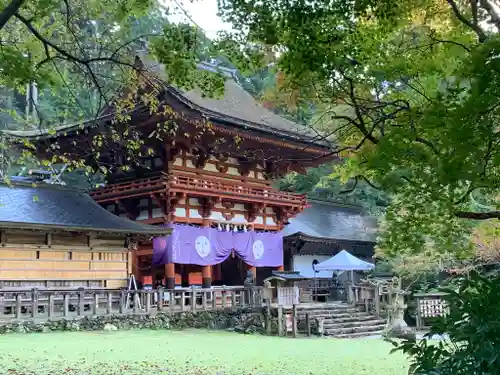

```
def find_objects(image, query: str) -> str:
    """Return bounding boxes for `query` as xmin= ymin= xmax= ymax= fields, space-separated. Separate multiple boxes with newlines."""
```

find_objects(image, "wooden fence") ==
xmin=0 ymin=286 xmax=264 ymax=321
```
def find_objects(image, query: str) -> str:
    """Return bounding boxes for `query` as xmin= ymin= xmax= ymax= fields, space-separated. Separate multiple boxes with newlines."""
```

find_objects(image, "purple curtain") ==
xmin=152 ymin=224 xmax=283 ymax=267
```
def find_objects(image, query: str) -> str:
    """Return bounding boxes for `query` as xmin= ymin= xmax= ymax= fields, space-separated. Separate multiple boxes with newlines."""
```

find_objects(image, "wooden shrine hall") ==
xmin=3 ymin=58 xmax=334 ymax=290
xmin=0 ymin=177 xmax=169 ymax=289
xmin=282 ymin=200 xmax=377 ymax=282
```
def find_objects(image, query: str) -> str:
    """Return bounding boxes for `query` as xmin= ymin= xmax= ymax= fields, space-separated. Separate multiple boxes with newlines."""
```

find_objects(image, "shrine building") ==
xmin=0 ymin=176 xmax=169 ymax=289
xmin=283 ymin=200 xmax=377 ymax=282
xmin=3 ymin=59 xmax=334 ymax=289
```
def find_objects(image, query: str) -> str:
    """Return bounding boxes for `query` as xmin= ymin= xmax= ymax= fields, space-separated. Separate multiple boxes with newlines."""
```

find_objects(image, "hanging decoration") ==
xmin=152 ymin=224 xmax=283 ymax=267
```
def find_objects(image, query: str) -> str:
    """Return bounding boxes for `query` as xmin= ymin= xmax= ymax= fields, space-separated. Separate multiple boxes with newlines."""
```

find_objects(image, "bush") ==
xmin=391 ymin=272 xmax=500 ymax=375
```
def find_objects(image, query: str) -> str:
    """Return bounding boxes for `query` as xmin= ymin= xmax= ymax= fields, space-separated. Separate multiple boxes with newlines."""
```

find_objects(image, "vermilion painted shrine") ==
xmin=1 ymin=59 xmax=376 ymax=291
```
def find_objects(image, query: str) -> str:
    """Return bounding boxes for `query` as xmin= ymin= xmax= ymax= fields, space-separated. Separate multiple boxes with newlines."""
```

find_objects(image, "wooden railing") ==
xmin=90 ymin=174 xmax=167 ymax=203
xmin=0 ymin=286 xmax=263 ymax=321
xmin=346 ymin=283 xmax=391 ymax=317
xmin=91 ymin=172 xmax=306 ymax=207
xmin=169 ymin=173 xmax=306 ymax=206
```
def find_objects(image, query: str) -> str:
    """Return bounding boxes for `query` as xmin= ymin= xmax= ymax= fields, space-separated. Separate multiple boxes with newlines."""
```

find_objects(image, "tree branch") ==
xmin=479 ymin=0 xmax=500 ymax=31
xmin=455 ymin=210 xmax=500 ymax=219
xmin=0 ymin=0 xmax=24 ymax=30
xmin=446 ymin=0 xmax=487 ymax=42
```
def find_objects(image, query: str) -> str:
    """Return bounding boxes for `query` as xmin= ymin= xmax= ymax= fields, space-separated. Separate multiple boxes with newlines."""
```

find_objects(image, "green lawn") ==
xmin=0 ymin=330 xmax=408 ymax=375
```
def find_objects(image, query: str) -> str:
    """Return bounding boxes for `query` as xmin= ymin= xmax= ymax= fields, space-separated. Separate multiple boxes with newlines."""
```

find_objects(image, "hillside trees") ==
xmin=203 ymin=0 xmax=500 ymax=257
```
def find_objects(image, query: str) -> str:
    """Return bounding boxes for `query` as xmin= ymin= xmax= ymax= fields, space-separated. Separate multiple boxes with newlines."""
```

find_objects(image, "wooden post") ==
xmin=416 ymin=297 xmax=422 ymax=331
xmin=93 ymin=293 xmax=99 ymax=315
xmin=77 ymin=289 xmax=85 ymax=316
xmin=31 ymin=288 xmax=38 ymax=318
xmin=15 ymin=293 xmax=22 ymax=319
xmin=145 ymin=292 xmax=151 ymax=313
xmin=191 ymin=289 xmax=196 ymax=312
xmin=119 ymin=290 xmax=126 ymax=314
xmin=202 ymin=266 xmax=212 ymax=289
xmin=106 ymin=292 xmax=112 ymax=315
xmin=157 ymin=288 xmax=164 ymax=312
xmin=48 ymin=293 xmax=55 ymax=318
xmin=347 ymin=283 xmax=354 ymax=304
xmin=169 ymin=290 xmax=175 ymax=312
xmin=231 ymin=291 xmax=237 ymax=308
xmin=374 ymin=285 xmax=381 ymax=317
xmin=165 ymin=263 xmax=175 ymax=290
xmin=265 ymin=300 xmax=271 ymax=335
xmin=277 ymin=305 xmax=283 ymax=337
xmin=180 ymin=291 xmax=186 ymax=311
xmin=63 ymin=294 xmax=69 ymax=317
xmin=202 ymin=289 xmax=208 ymax=310
xmin=212 ymin=290 xmax=217 ymax=310
xmin=305 ymin=313 xmax=311 ymax=337
xmin=221 ymin=290 xmax=226 ymax=309
xmin=133 ymin=293 xmax=140 ymax=314
xmin=292 ymin=304 xmax=298 ymax=338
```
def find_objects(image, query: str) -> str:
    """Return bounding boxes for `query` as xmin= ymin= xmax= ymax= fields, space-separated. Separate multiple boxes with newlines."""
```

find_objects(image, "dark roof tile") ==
xmin=0 ymin=183 xmax=169 ymax=236
xmin=283 ymin=200 xmax=377 ymax=242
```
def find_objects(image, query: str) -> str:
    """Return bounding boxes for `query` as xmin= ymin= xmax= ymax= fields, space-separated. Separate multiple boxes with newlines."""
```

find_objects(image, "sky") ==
xmin=165 ymin=0 xmax=233 ymax=39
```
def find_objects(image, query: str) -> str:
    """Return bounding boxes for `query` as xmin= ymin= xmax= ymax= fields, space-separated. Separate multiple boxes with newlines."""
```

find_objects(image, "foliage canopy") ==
xmin=4 ymin=0 xmax=500 ymax=259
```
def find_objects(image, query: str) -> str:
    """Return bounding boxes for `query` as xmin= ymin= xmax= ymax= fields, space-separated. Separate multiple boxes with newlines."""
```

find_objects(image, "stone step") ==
xmin=324 ymin=324 xmax=386 ymax=336
xmin=299 ymin=304 xmax=356 ymax=311
xmin=329 ymin=330 xmax=385 ymax=339
xmin=297 ymin=308 xmax=361 ymax=315
xmin=323 ymin=319 xmax=386 ymax=329
xmin=297 ymin=311 xmax=368 ymax=319
xmin=324 ymin=314 xmax=382 ymax=323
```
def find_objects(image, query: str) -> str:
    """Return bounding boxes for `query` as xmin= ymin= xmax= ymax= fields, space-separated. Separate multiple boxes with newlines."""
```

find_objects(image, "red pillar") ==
xmin=165 ymin=263 xmax=175 ymax=289
xmin=201 ymin=218 xmax=212 ymax=288
xmin=246 ymin=264 xmax=257 ymax=281
xmin=202 ymin=266 xmax=212 ymax=288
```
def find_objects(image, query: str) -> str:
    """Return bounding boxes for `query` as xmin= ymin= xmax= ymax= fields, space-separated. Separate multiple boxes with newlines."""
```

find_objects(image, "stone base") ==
xmin=0 ymin=308 xmax=266 ymax=335
xmin=384 ymin=324 xmax=416 ymax=340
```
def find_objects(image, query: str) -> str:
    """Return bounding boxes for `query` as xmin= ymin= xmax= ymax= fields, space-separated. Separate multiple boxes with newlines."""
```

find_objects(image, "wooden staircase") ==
xmin=296 ymin=303 xmax=386 ymax=338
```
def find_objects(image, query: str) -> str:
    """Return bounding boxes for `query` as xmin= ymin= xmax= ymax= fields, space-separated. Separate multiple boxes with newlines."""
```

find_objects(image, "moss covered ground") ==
xmin=0 ymin=329 xmax=408 ymax=374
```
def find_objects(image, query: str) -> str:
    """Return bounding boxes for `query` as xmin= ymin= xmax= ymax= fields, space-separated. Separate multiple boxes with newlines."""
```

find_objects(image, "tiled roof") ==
xmin=0 ymin=182 xmax=170 ymax=236
xmin=283 ymin=200 xmax=377 ymax=242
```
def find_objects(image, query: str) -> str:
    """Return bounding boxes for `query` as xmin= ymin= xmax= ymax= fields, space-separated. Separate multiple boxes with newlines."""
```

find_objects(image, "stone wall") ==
xmin=0 ymin=308 xmax=266 ymax=334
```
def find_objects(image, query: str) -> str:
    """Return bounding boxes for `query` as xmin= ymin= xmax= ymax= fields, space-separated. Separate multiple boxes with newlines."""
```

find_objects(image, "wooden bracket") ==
xmin=114 ymin=199 xmax=140 ymax=220
xmin=245 ymin=203 xmax=264 ymax=223
xmin=197 ymin=197 xmax=216 ymax=219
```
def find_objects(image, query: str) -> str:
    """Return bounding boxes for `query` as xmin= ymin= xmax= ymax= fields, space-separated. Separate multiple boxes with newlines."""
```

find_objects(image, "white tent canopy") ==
xmin=314 ymin=250 xmax=375 ymax=272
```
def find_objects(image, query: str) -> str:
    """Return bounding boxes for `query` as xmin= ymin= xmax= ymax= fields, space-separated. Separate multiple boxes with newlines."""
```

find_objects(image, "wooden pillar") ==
xmin=201 ymin=218 xmax=212 ymax=288
xmin=202 ymin=266 xmax=212 ymax=288
xmin=213 ymin=263 xmax=222 ymax=281
xmin=246 ymin=264 xmax=256 ymax=281
xmin=165 ymin=263 xmax=175 ymax=290
xmin=131 ymin=248 xmax=141 ymax=281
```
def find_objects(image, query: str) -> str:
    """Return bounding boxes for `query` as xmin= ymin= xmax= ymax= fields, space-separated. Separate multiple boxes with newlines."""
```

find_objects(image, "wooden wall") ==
xmin=0 ymin=230 xmax=131 ymax=289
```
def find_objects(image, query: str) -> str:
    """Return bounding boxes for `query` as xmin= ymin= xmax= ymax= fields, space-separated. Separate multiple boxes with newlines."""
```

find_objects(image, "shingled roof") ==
xmin=0 ymin=182 xmax=170 ymax=236
xmin=162 ymin=61 xmax=322 ymax=143
xmin=282 ymin=200 xmax=377 ymax=242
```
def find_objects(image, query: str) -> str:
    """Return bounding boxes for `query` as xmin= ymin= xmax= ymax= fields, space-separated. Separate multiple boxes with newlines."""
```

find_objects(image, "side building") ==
xmin=283 ymin=200 xmax=377 ymax=282
xmin=0 ymin=179 xmax=169 ymax=289
xmin=4 ymin=60 xmax=334 ymax=289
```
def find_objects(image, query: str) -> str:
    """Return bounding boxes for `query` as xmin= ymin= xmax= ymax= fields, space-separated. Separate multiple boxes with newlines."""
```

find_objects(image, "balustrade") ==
xmin=0 ymin=286 xmax=263 ymax=321
xmin=91 ymin=172 xmax=306 ymax=206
